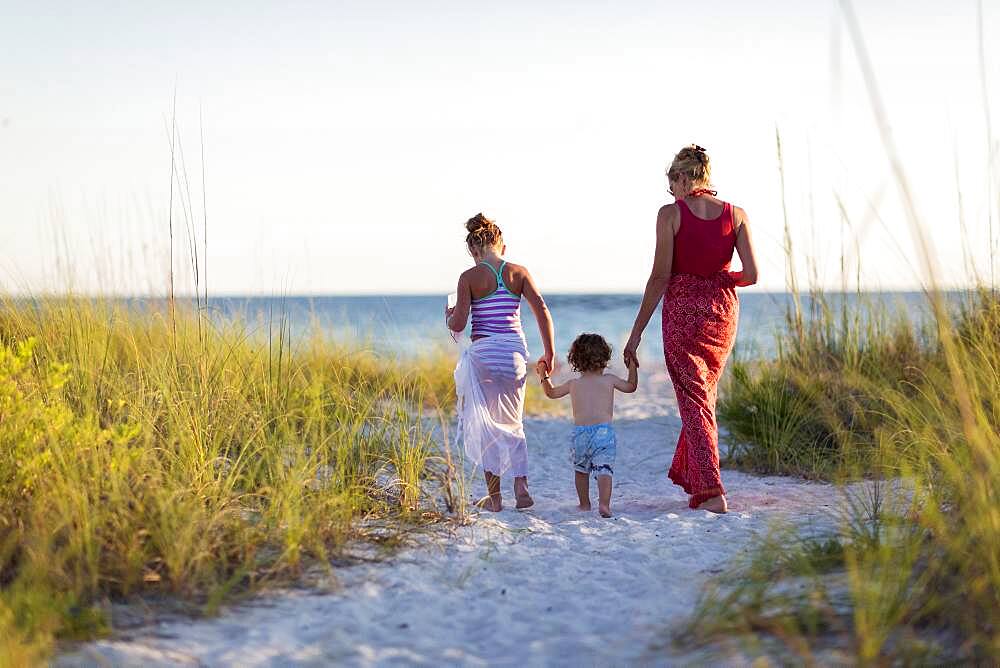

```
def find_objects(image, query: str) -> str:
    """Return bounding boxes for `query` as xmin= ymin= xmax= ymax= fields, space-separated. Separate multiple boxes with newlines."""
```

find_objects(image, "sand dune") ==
xmin=58 ymin=374 xmax=847 ymax=666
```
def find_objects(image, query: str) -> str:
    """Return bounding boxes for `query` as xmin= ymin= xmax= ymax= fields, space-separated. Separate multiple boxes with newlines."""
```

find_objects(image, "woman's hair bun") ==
xmin=465 ymin=213 xmax=503 ymax=249
xmin=667 ymin=144 xmax=712 ymax=185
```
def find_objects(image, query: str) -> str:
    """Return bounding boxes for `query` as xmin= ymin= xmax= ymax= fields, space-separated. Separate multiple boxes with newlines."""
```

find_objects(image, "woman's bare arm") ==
xmin=729 ymin=207 xmax=758 ymax=287
xmin=624 ymin=205 xmax=676 ymax=366
xmin=446 ymin=272 xmax=472 ymax=332
xmin=521 ymin=268 xmax=555 ymax=371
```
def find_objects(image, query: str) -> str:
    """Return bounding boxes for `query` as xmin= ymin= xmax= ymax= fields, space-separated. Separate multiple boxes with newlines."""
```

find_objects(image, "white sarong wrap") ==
xmin=454 ymin=332 xmax=529 ymax=477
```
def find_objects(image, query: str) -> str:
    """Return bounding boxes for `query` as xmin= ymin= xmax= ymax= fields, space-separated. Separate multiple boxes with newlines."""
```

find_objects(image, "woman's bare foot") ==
xmin=598 ymin=503 xmax=612 ymax=518
xmin=473 ymin=495 xmax=502 ymax=512
xmin=697 ymin=495 xmax=728 ymax=514
xmin=577 ymin=502 xmax=592 ymax=511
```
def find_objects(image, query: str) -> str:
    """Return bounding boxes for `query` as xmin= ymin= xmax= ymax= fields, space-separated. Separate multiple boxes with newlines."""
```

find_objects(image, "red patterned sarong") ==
xmin=662 ymin=271 xmax=738 ymax=508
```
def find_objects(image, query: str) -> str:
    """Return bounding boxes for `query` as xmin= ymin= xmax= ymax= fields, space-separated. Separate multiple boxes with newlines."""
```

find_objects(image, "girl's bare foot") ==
xmin=598 ymin=503 xmax=612 ymax=518
xmin=697 ymin=495 xmax=728 ymax=514
xmin=577 ymin=502 xmax=592 ymax=511
xmin=513 ymin=476 xmax=534 ymax=509
xmin=478 ymin=471 xmax=502 ymax=512
xmin=473 ymin=495 xmax=502 ymax=512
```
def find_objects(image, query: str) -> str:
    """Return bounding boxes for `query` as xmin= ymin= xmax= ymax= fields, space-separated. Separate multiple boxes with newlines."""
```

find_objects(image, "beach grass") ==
xmin=0 ymin=295 xmax=463 ymax=661
xmin=718 ymin=291 xmax=938 ymax=479
xmin=694 ymin=287 xmax=1000 ymax=662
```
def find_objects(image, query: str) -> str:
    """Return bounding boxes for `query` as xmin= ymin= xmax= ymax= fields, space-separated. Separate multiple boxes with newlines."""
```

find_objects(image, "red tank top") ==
xmin=671 ymin=199 xmax=737 ymax=277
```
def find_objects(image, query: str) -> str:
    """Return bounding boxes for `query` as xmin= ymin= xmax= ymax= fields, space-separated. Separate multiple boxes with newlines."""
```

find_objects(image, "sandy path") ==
xmin=58 ymin=374 xmax=846 ymax=667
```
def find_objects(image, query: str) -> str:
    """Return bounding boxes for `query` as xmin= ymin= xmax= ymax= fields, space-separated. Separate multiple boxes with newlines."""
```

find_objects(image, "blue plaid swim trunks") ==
xmin=570 ymin=423 xmax=616 ymax=479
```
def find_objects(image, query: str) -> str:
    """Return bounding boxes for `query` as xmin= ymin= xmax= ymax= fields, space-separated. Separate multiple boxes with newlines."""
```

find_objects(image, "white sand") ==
xmin=58 ymin=371 xmax=850 ymax=667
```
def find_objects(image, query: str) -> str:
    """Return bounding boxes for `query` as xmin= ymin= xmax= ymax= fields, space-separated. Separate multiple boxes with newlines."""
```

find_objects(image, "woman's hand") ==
xmin=445 ymin=305 xmax=455 ymax=327
xmin=623 ymin=333 xmax=641 ymax=369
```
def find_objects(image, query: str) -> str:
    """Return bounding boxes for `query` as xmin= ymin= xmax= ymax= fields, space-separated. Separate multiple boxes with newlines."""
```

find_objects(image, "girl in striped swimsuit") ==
xmin=446 ymin=213 xmax=555 ymax=512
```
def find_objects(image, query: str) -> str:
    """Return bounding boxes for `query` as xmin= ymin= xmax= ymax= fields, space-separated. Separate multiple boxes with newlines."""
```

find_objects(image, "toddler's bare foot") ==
xmin=577 ymin=502 xmax=592 ymax=511
xmin=697 ymin=495 xmax=728 ymax=514
xmin=473 ymin=495 xmax=502 ymax=512
xmin=598 ymin=503 xmax=612 ymax=518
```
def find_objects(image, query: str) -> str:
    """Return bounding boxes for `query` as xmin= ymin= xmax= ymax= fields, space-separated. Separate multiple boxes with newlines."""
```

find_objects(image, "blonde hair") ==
xmin=465 ymin=213 xmax=503 ymax=250
xmin=667 ymin=144 xmax=712 ymax=188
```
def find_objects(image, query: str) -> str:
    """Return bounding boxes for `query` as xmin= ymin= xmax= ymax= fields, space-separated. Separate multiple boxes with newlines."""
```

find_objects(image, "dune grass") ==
xmin=718 ymin=291 xmax=939 ymax=479
xmin=690 ymin=288 xmax=1000 ymax=663
xmin=0 ymin=296 xmax=465 ymax=662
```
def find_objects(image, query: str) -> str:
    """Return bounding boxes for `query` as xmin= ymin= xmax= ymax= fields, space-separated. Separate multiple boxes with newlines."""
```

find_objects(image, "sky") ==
xmin=2 ymin=0 xmax=999 ymax=296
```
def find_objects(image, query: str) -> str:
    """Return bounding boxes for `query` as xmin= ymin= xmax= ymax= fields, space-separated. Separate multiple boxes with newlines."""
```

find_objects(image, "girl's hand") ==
xmin=623 ymin=334 xmax=640 ymax=369
xmin=538 ymin=351 xmax=554 ymax=377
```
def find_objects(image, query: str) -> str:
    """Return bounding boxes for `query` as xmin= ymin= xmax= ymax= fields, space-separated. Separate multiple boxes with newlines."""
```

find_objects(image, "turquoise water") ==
xmin=200 ymin=292 xmax=941 ymax=362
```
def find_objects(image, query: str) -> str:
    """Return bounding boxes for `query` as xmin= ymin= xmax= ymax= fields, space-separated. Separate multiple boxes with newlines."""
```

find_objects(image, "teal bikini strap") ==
xmin=478 ymin=260 xmax=501 ymax=280
xmin=478 ymin=260 xmax=513 ymax=295
xmin=496 ymin=261 xmax=511 ymax=293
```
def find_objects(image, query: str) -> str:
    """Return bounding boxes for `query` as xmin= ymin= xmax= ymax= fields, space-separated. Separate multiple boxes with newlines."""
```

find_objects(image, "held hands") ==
xmin=623 ymin=333 xmax=641 ymax=369
xmin=535 ymin=352 xmax=554 ymax=380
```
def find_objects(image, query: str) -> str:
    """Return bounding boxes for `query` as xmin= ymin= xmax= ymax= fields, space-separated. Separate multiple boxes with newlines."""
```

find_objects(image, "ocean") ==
xmin=202 ymin=291 xmax=940 ymax=364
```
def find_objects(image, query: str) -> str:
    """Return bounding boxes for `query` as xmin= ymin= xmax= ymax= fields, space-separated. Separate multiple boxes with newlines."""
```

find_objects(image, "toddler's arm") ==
xmin=535 ymin=360 xmax=570 ymax=399
xmin=612 ymin=356 xmax=639 ymax=394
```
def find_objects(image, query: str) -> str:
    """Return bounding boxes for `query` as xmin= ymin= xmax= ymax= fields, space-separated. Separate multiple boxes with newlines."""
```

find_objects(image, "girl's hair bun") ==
xmin=465 ymin=212 xmax=503 ymax=249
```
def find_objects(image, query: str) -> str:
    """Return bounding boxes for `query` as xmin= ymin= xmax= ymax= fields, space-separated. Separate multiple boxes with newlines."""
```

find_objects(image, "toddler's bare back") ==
xmin=569 ymin=372 xmax=620 ymax=425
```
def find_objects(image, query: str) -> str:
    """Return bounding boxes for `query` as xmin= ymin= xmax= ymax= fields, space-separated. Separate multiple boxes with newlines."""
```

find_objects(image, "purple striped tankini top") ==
xmin=470 ymin=260 xmax=523 ymax=339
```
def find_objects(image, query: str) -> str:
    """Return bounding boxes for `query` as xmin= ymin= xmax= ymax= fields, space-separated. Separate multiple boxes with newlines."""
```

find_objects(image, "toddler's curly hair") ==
xmin=568 ymin=333 xmax=612 ymax=373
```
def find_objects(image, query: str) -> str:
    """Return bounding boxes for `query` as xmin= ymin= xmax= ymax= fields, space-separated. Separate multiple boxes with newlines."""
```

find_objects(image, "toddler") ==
xmin=535 ymin=333 xmax=637 ymax=517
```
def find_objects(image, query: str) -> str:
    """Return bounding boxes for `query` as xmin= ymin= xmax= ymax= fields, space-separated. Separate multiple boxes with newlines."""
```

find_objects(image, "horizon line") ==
xmin=1 ymin=287 xmax=975 ymax=300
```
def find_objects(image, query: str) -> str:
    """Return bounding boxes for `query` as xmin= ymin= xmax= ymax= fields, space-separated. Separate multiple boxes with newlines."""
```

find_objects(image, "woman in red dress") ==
xmin=623 ymin=145 xmax=759 ymax=514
